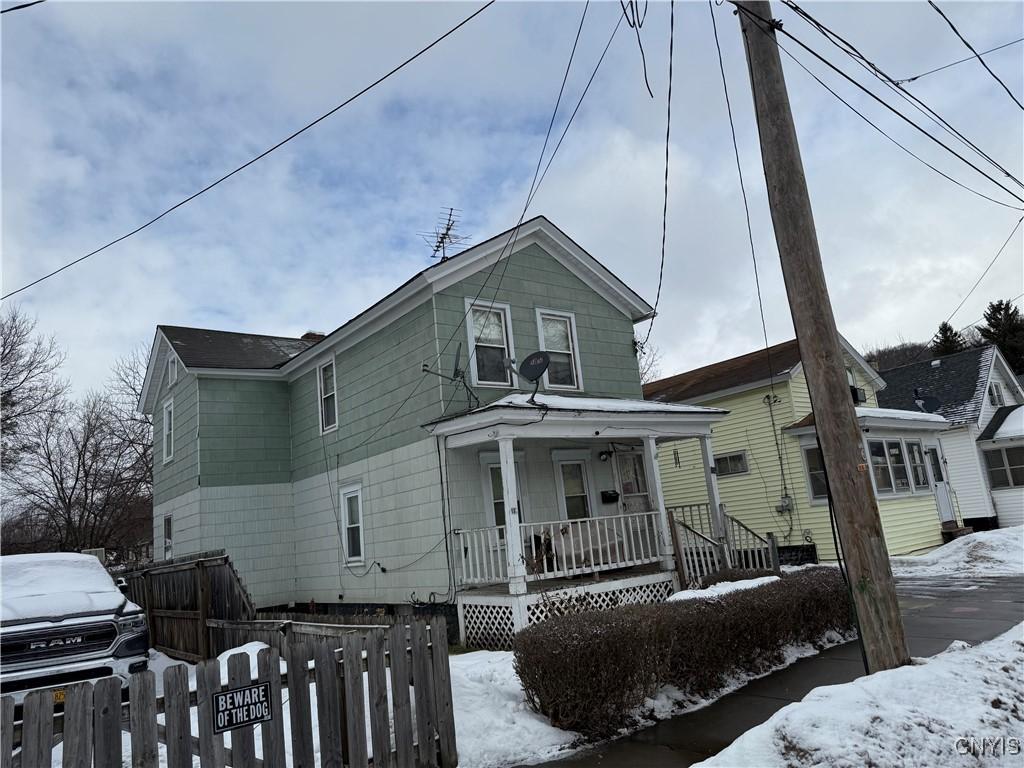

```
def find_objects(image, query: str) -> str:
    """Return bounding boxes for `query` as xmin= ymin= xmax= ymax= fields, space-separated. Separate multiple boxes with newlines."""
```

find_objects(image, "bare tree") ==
xmin=1 ymin=305 xmax=67 ymax=472
xmin=635 ymin=336 xmax=663 ymax=385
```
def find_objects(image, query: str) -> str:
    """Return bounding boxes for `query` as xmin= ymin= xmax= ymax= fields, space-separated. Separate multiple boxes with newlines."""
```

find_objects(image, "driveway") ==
xmin=529 ymin=575 xmax=1024 ymax=768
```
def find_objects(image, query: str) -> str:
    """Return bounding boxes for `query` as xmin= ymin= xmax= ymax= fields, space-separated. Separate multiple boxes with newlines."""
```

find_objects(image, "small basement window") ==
xmin=714 ymin=451 xmax=748 ymax=477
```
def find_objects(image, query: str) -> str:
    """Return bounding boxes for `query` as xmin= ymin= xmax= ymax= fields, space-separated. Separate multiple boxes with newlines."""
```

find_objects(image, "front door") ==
xmin=927 ymin=447 xmax=956 ymax=524
xmin=614 ymin=452 xmax=652 ymax=514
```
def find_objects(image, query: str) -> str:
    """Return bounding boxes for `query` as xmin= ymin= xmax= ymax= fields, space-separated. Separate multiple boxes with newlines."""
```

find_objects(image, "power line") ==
xmin=928 ymin=1 xmax=1024 ymax=111
xmin=2 ymin=1 xmax=495 ymax=301
xmin=942 ymin=216 xmax=1023 ymax=326
xmin=782 ymin=1 xmax=1023 ymax=191
xmin=639 ymin=0 xmax=674 ymax=350
xmin=896 ymin=37 xmax=1024 ymax=85
xmin=1 ymin=0 xmax=46 ymax=14
xmin=957 ymin=292 xmax=1024 ymax=334
xmin=708 ymin=0 xmax=789 ymax=494
xmin=728 ymin=3 xmax=1024 ymax=207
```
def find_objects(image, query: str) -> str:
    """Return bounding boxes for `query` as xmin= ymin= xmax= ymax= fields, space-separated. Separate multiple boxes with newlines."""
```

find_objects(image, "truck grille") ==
xmin=1 ymin=622 xmax=118 ymax=664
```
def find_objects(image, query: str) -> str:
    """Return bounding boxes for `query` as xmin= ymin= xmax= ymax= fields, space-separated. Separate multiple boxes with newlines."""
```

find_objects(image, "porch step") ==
xmin=941 ymin=526 xmax=973 ymax=543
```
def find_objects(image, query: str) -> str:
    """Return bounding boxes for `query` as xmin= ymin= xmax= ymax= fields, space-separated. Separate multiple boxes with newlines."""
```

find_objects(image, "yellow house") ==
xmin=644 ymin=338 xmax=953 ymax=562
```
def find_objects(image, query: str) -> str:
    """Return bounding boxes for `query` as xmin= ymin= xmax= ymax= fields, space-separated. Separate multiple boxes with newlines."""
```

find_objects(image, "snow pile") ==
xmin=697 ymin=624 xmax=1024 ymax=767
xmin=891 ymin=526 xmax=1024 ymax=578
xmin=1 ymin=552 xmax=131 ymax=623
xmin=450 ymin=651 xmax=580 ymax=766
xmin=994 ymin=406 xmax=1024 ymax=440
xmin=668 ymin=575 xmax=779 ymax=602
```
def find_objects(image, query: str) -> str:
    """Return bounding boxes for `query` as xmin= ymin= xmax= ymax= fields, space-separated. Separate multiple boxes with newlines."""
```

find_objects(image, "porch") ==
xmin=425 ymin=393 xmax=729 ymax=648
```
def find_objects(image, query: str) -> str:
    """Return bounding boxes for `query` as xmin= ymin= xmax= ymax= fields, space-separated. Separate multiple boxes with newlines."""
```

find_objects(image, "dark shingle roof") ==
xmin=160 ymin=325 xmax=314 ymax=370
xmin=643 ymin=339 xmax=802 ymax=403
xmin=876 ymin=346 xmax=994 ymax=425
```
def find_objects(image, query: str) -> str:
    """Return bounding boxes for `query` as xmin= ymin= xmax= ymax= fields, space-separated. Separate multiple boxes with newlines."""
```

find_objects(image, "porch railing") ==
xmin=454 ymin=510 xmax=661 ymax=586
xmin=668 ymin=503 xmax=778 ymax=575
xmin=674 ymin=524 xmax=725 ymax=586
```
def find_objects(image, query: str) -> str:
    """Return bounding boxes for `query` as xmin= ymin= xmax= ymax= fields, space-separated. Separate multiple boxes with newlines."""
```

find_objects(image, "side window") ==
xmin=163 ymin=516 xmax=173 ymax=559
xmin=162 ymin=399 xmax=174 ymax=463
xmin=318 ymin=360 xmax=338 ymax=433
xmin=985 ymin=448 xmax=1024 ymax=489
xmin=714 ymin=451 xmax=748 ymax=477
xmin=988 ymin=383 xmax=1005 ymax=407
xmin=885 ymin=440 xmax=911 ymax=491
xmin=341 ymin=485 xmax=363 ymax=562
xmin=906 ymin=441 xmax=929 ymax=489
xmin=803 ymin=447 xmax=828 ymax=500
xmin=868 ymin=440 xmax=892 ymax=493
xmin=537 ymin=310 xmax=581 ymax=390
xmin=167 ymin=356 xmax=178 ymax=387
xmin=468 ymin=304 xmax=514 ymax=386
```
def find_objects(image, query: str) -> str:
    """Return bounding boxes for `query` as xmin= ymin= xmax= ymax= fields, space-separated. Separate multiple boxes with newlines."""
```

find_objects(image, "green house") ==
xmin=139 ymin=217 xmax=728 ymax=648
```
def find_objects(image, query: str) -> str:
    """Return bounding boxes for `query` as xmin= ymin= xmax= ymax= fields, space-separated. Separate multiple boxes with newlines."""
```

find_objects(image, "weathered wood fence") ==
xmin=4 ymin=618 xmax=457 ymax=768
xmin=206 ymin=619 xmax=393 ymax=658
xmin=123 ymin=551 xmax=256 ymax=662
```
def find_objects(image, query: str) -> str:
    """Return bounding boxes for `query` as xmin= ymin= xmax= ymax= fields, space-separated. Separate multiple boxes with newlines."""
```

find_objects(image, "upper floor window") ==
xmin=341 ymin=484 xmax=364 ymax=563
xmin=162 ymin=399 xmax=174 ymax=463
xmin=988 ymin=382 xmax=1005 ymax=407
xmin=167 ymin=356 xmax=178 ymax=387
xmin=714 ymin=451 xmax=749 ymax=477
xmin=984 ymin=447 xmax=1024 ymax=489
xmin=318 ymin=360 xmax=337 ymax=433
xmin=468 ymin=302 xmax=514 ymax=387
xmin=537 ymin=310 xmax=581 ymax=390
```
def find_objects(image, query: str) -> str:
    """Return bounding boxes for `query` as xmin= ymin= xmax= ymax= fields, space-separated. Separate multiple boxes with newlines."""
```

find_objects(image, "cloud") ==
xmin=2 ymin=0 xmax=1021 ymax=397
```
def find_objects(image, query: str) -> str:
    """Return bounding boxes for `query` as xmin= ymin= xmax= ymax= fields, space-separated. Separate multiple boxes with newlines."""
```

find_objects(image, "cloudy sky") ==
xmin=3 ymin=0 xmax=1022 ymax=396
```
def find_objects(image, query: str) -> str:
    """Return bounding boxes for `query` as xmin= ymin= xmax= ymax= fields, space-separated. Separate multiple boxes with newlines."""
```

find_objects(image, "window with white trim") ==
xmin=984 ymin=446 xmax=1024 ymax=489
xmin=341 ymin=484 xmax=364 ymax=562
xmin=867 ymin=439 xmax=918 ymax=493
xmin=714 ymin=451 xmax=748 ymax=477
xmin=557 ymin=461 xmax=591 ymax=519
xmin=988 ymin=382 xmax=1005 ymax=407
xmin=537 ymin=310 xmax=581 ymax=389
xmin=167 ymin=356 xmax=178 ymax=387
xmin=482 ymin=461 xmax=524 ymax=531
xmin=162 ymin=399 xmax=174 ymax=463
xmin=163 ymin=516 xmax=173 ymax=559
xmin=906 ymin=440 xmax=930 ymax=490
xmin=318 ymin=360 xmax=337 ymax=432
xmin=469 ymin=304 xmax=514 ymax=386
xmin=803 ymin=447 xmax=828 ymax=500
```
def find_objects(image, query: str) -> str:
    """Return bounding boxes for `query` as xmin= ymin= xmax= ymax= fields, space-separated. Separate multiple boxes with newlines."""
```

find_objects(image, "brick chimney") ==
xmin=301 ymin=331 xmax=326 ymax=342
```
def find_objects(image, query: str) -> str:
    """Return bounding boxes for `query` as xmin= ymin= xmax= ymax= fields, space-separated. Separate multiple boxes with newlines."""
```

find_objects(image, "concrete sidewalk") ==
xmin=530 ymin=576 xmax=1024 ymax=768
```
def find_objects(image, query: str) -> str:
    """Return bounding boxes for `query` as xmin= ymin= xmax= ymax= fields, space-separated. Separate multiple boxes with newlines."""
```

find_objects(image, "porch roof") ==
xmin=784 ymin=406 xmax=949 ymax=434
xmin=424 ymin=393 xmax=727 ymax=447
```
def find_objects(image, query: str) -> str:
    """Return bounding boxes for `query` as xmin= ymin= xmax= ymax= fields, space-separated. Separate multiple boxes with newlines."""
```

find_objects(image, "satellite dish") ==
xmin=519 ymin=351 xmax=550 ymax=383
xmin=918 ymin=396 xmax=942 ymax=414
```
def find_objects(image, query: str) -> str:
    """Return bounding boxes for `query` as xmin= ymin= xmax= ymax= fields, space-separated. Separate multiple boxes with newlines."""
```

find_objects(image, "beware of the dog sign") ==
xmin=212 ymin=682 xmax=273 ymax=734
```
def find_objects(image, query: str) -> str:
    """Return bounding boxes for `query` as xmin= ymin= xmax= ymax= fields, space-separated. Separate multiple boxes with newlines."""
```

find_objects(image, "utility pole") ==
xmin=735 ymin=0 xmax=910 ymax=672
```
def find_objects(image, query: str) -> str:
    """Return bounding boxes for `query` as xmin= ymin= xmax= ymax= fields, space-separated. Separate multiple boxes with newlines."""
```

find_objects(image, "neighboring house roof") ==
xmin=785 ymin=406 xmax=948 ymax=432
xmin=159 ymin=325 xmax=314 ymax=370
xmin=978 ymin=404 xmax=1024 ymax=442
xmin=876 ymin=346 xmax=994 ymax=425
xmin=643 ymin=339 xmax=802 ymax=402
xmin=643 ymin=336 xmax=882 ymax=404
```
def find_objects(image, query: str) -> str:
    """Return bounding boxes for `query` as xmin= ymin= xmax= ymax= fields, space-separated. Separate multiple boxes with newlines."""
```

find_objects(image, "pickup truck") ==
xmin=0 ymin=553 xmax=149 ymax=705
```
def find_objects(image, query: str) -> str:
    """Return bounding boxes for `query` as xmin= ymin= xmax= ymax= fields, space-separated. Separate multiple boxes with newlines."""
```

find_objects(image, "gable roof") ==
xmin=644 ymin=339 xmax=802 ymax=403
xmin=876 ymin=346 xmax=994 ymax=425
xmin=978 ymin=403 xmax=1024 ymax=441
xmin=160 ymin=325 xmax=314 ymax=370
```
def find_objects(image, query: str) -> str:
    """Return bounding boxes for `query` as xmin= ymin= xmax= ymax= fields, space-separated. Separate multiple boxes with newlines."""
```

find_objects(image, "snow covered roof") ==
xmin=1 ymin=553 xmax=131 ymax=626
xmin=786 ymin=406 xmax=948 ymax=432
xmin=878 ymin=346 xmax=994 ymax=425
xmin=854 ymin=406 xmax=948 ymax=424
xmin=979 ymin=404 xmax=1024 ymax=442
xmin=475 ymin=393 xmax=726 ymax=415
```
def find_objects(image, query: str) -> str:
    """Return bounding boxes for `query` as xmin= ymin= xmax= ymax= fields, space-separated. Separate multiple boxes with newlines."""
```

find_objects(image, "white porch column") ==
xmin=698 ymin=434 xmax=731 ymax=566
xmin=643 ymin=437 xmax=676 ymax=572
xmin=498 ymin=437 xmax=528 ymax=597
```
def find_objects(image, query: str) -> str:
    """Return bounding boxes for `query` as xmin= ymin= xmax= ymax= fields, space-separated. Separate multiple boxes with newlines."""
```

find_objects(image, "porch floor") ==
xmin=458 ymin=563 xmax=666 ymax=596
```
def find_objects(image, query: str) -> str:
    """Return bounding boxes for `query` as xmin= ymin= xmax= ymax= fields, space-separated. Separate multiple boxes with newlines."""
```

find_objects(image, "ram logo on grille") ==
xmin=29 ymin=636 xmax=84 ymax=650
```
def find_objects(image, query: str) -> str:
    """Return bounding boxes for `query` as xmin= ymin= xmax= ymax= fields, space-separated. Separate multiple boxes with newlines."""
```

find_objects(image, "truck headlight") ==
xmin=117 ymin=614 xmax=147 ymax=634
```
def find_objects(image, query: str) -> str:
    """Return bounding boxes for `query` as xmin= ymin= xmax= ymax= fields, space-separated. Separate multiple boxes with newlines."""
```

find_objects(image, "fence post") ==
xmin=767 ymin=531 xmax=781 ymax=574
xmin=668 ymin=518 xmax=690 ymax=589
xmin=1 ymin=695 xmax=13 ymax=768
xmin=143 ymin=570 xmax=155 ymax=646
xmin=197 ymin=559 xmax=211 ymax=660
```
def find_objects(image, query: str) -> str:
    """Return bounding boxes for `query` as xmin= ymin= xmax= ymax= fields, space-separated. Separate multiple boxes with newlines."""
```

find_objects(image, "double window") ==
xmin=537 ymin=310 xmax=581 ymax=390
xmin=714 ymin=451 xmax=748 ymax=477
xmin=162 ymin=399 xmax=174 ymax=463
xmin=867 ymin=438 xmax=929 ymax=494
xmin=318 ymin=360 xmax=337 ymax=433
xmin=340 ymin=484 xmax=364 ymax=563
xmin=988 ymin=383 xmax=1005 ymax=407
xmin=984 ymin=446 xmax=1024 ymax=489
xmin=468 ymin=302 xmax=514 ymax=387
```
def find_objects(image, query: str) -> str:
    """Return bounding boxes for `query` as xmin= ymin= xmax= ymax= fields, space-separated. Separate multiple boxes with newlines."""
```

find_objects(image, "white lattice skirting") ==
xmin=457 ymin=571 xmax=677 ymax=649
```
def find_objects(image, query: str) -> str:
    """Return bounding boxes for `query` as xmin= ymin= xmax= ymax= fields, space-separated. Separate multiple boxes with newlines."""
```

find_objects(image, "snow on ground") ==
xmin=696 ymin=623 xmax=1024 ymax=767
xmin=891 ymin=526 xmax=1024 ymax=578
xmin=668 ymin=575 xmax=779 ymax=602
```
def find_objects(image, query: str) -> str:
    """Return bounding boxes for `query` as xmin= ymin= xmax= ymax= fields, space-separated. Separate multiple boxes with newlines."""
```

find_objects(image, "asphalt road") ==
xmin=528 ymin=575 xmax=1024 ymax=768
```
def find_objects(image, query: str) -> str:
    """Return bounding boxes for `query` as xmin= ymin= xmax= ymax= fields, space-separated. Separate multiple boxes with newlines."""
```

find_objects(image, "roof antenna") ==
xmin=518 ymin=351 xmax=550 ymax=406
xmin=422 ymin=341 xmax=480 ymax=410
xmin=419 ymin=207 xmax=471 ymax=261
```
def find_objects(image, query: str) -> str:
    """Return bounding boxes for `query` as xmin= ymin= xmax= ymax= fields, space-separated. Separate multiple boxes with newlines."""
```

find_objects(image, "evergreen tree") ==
xmin=930 ymin=321 xmax=966 ymax=357
xmin=977 ymin=299 xmax=1024 ymax=373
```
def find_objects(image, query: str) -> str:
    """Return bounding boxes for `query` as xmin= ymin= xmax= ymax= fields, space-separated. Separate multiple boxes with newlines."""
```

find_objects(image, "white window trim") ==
xmin=714 ymin=450 xmax=749 ymax=478
xmin=904 ymin=439 xmax=930 ymax=491
xmin=864 ymin=436 xmax=934 ymax=498
xmin=163 ymin=515 xmax=173 ymax=559
xmin=478 ymin=451 xmax=528 ymax=527
xmin=535 ymin=308 xmax=584 ymax=391
xmin=162 ymin=398 xmax=174 ymax=464
xmin=801 ymin=445 xmax=829 ymax=505
xmin=552 ymin=458 xmax=596 ymax=521
xmin=317 ymin=359 xmax=338 ymax=434
xmin=989 ymin=382 xmax=1005 ymax=407
xmin=983 ymin=446 xmax=1024 ymax=489
xmin=340 ymin=483 xmax=365 ymax=564
xmin=465 ymin=298 xmax=517 ymax=388
xmin=167 ymin=355 xmax=178 ymax=387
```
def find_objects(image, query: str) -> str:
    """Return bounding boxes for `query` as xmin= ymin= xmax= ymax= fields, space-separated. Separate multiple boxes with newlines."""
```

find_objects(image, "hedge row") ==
xmin=512 ymin=567 xmax=854 ymax=738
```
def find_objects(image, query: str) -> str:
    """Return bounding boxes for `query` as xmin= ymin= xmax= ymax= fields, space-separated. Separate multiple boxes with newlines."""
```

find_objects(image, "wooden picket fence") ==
xmin=3 ymin=618 xmax=457 ymax=768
